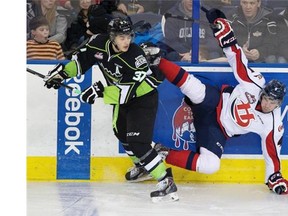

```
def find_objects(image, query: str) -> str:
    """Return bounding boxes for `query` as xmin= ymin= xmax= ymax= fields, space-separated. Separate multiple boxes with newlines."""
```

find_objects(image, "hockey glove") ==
xmin=213 ymin=18 xmax=237 ymax=48
xmin=44 ymin=63 xmax=69 ymax=89
xmin=203 ymin=8 xmax=226 ymax=25
xmin=267 ymin=172 xmax=288 ymax=195
xmin=81 ymin=81 xmax=104 ymax=104
xmin=140 ymin=42 xmax=161 ymax=66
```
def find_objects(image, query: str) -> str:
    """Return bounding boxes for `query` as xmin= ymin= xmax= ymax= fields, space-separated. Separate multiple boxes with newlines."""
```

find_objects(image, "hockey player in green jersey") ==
xmin=44 ymin=17 xmax=178 ymax=202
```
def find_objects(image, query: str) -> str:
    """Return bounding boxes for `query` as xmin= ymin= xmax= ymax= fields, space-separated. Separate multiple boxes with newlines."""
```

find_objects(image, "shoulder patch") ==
xmin=135 ymin=55 xmax=147 ymax=68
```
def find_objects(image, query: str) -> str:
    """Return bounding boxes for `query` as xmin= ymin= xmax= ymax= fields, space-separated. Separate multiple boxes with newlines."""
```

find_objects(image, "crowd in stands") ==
xmin=26 ymin=0 xmax=288 ymax=63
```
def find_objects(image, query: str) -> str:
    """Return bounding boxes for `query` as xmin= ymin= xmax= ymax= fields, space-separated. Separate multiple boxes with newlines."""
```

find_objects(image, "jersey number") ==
xmin=133 ymin=71 xmax=146 ymax=82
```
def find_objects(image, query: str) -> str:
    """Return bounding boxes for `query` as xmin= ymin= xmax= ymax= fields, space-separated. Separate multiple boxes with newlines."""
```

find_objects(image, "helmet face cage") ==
xmin=108 ymin=18 xmax=134 ymax=42
xmin=260 ymin=79 xmax=286 ymax=105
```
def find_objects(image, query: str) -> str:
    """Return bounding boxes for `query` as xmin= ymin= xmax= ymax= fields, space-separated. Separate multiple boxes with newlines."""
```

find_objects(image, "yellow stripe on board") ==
xmin=27 ymin=156 xmax=288 ymax=183
xmin=27 ymin=157 xmax=57 ymax=180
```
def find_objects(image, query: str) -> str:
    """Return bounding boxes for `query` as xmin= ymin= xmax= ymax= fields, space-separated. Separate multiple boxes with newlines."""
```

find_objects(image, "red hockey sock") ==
xmin=158 ymin=58 xmax=189 ymax=87
xmin=166 ymin=149 xmax=199 ymax=171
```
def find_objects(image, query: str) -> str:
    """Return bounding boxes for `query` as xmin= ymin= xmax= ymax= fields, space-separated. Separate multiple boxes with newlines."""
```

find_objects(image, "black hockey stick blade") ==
xmin=200 ymin=6 xmax=209 ymax=13
xmin=26 ymin=67 xmax=82 ymax=95
xmin=26 ymin=67 xmax=45 ymax=79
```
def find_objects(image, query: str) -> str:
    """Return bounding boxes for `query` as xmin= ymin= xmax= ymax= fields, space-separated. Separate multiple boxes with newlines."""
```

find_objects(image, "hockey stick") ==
xmin=164 ymin=13 xmax=197 ymax=22
xmin=64 ymin=38 xmax=89 ymax=59
xmin=200 ymin=6 xmax=221 ymax=29
xmin=26 ymin=68 xmax=82 ymax=95
xmin=164 ymin=8 xmax=220 ymax=29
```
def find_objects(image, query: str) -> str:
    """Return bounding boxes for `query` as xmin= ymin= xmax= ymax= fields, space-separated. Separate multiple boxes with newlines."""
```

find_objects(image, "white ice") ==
xmin=27 ymin=182 xmax=288 ymax=216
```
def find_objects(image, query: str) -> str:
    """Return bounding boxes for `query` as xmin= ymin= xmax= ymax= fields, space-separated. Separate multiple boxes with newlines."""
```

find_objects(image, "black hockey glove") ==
xmin=202 ymin=8 xmax=237 ymax=48
xmin=140 ymin=42 xmax=161 ymax=66
xmin=267 ymin=172 xmax=288 ymax=195
xmin=203 ymin=8 xmax=226 ymax=26
xmin=44 ymin=63 xmax=69 ymax=89
xmin=81 ymin=81 xmax=104 ymax=104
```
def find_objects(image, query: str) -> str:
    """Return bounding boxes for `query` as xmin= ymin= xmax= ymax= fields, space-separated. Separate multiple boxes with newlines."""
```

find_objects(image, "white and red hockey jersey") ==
xmin=217 ymin=44 xmax=284 ymax=182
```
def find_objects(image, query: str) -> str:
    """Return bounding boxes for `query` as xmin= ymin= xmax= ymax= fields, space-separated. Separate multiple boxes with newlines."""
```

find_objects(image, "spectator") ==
xmin=143 ymin=0 xmax=178 ymax=15
xmin=229 ymin=0 xmax=278 ymax=63
xmin=162 ymin=0 xmax=222 ymax=62
xmin=118 ymin=0 xmax=145 ymax=15
xmin=85 ymin=4 xmax=113 ymax=35
xmin=58 ymin=0 xmax=74 ymax=9
xmin=273 ymin=7 xmax=288 ymax=63
xmin=63 ymin=0 xmax=94 ymax=52
xmin=27 ymin=16 xmax=65 ymax=60
xmin=27 ymin=0 xmax=68 ymax=44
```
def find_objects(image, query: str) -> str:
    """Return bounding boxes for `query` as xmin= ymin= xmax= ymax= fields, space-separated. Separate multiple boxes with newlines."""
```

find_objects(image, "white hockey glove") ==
xmin=44 ymin=63 xmax=69 ymax=89
xmin=267 ymin=172 xmax=288 ymax=195
xmin=140 ymin=42 xmax=161 ymax=66
xmin=80 ymin=81 xmax=104 ymax=104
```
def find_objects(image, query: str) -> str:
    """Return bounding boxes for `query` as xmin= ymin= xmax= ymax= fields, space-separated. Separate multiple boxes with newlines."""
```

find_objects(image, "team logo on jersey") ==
xmin=171 ymin=99 xmax=196 ymax=150
xmin=253 ymin=31 xmax=262 ymax=37
xmin=135 ymin=55 xmax=147 ymax=68
xmin=114 ymin=64 xmax=122 ymax=77
xmin=94 ymin=52 xmax=103 ymax=60
xmin=245 ymin=92 xmax=256 ymax=104
xmin=99 ymin=62 xmax=122 ymax=79
xmin=232 ymin=99 xmax=255 ymax=127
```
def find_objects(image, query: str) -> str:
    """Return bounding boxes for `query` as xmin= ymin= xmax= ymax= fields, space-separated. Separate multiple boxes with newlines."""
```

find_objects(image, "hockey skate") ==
xmin=125 ymin=165 xmax=152 ymax=183
xmin=154 ymin=142 xmax=170 ymax=160
xmin=150 ymin=168 xmax=179 ymax=203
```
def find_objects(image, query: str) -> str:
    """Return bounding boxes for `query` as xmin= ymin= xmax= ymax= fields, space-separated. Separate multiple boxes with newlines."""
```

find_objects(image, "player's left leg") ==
xmin=112 ymin=105 xmax=152 ymax=182
xmin=126 ymin=90 xmax=179 ymax=202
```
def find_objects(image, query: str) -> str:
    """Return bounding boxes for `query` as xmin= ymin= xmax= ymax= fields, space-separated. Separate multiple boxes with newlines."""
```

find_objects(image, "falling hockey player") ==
xmin=135 ymin=8 xmax=288 ymax=195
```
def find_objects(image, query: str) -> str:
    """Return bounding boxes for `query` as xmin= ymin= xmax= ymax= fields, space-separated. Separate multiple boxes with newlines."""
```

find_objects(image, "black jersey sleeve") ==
xmin=71 ymin=34 xmax=105 ymax=75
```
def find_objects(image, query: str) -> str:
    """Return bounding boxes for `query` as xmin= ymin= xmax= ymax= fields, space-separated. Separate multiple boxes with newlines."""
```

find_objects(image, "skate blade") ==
xmin=127 ymin=175 xmax=153 ymax=183
xmin=151 ymin=192 xmax=179 ymax=203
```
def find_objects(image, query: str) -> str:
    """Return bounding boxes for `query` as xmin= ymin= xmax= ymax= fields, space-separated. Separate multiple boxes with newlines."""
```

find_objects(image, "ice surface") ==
xmin=27 ymin=182 xmax=288 ymax=216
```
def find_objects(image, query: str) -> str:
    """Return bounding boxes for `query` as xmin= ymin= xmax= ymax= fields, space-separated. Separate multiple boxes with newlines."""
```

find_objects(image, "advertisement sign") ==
xmin=57 ymin=72 xmax=92 ymax=179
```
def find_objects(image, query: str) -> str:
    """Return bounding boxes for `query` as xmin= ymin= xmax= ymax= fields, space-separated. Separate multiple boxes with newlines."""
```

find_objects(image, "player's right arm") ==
xmin=203 ymin=8 xmax=265 ymax=89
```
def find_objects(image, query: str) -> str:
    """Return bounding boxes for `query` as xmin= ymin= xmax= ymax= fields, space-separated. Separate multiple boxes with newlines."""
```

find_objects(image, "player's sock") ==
xmin=166 ymin=149 xmax=199 ymax=171
xmin=158 ymin=58 xmax=189 ymax=87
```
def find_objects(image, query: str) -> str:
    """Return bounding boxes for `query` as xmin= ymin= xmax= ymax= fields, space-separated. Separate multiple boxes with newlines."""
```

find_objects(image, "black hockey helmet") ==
xmin=107 ymin=17 xmax=134 ymax=39
xmin=260 ymin=79 xmax=286 ymax=104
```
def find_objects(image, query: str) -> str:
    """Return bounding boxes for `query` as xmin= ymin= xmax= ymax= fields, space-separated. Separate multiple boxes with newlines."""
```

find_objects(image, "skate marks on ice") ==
xmin=27 ymin=182 xmax=288 ymax=216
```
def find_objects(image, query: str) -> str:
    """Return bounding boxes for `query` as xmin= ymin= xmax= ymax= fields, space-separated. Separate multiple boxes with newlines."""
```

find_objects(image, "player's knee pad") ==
xmin=197 ymin=148 xmax=220 ymax=174
xmin=180 ymin=74 xmax=206 ymax=104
